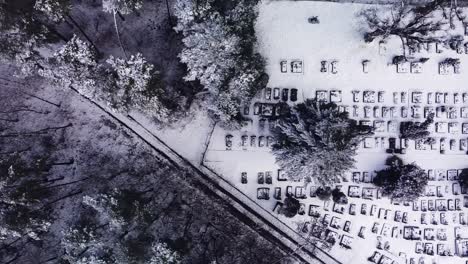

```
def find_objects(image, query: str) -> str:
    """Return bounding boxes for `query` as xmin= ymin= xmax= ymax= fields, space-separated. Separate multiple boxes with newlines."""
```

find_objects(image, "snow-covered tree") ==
xmin=39 ymin=35 xmax=99 ymax=98
xmin=102 ymin=0 xmax=143 ymax=58
xmin=331 ymin=188 xmax=348 ymax=204
xmin=148 ymin=242 xmax=180 ymax=264
xmin=102 ymin=0 xmax=143 ymax=15
xmin=0 ymin=155 xmax=52 ymax=242
xmin=106 ymin=53 xmax=169 ymax=121
xmin=61 ymin=225 xmax=104 ymax=263
xmin=360 ymin=1 xmax=448 ymax=56
xmin=83 ymin=188 xmax=147 ymax=229
xmin=373 ymin=156 xmax=428 ymax=203
xmin=271 ymin=99 xmax=374 ymax=186
xmin=400 ymin=113 xmax=434 ymax=140
xmin=34 ymin=0 xmax=70 ymax=22
xmin=316 ymin=186 xmax=332 ymax=201
xmin=359 ymin=1 xmax=468 ymax=57
xmin=0 ymin=2 xmax=56 ymax=75
xmin=174 ymin=0 xmax=268 ymax=127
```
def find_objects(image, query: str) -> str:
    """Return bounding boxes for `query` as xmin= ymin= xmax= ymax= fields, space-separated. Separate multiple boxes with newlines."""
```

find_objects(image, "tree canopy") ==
xmin=174 ymin=0 xmax=268 ymax=127
xmin=271 ymin=99 xmax=373 ymax=186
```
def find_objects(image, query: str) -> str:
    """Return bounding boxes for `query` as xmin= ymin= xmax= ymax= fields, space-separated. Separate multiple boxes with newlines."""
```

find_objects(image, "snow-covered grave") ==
xmin=203 ymin=1 xmax=468 ymax=264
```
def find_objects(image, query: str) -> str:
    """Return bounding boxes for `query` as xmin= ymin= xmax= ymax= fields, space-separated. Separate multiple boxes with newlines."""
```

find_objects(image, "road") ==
xmin=288 ymin=0 xmax=468 ymax=6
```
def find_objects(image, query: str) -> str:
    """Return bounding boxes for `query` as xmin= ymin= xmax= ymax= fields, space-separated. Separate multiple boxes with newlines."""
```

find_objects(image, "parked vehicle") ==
xmin=250 ymin=135 xmax=256 ymax=147
xmin=266 ymin=136 xmax=274 ymax=147
xmin=273 ymin=87 xmax=280 ymax=100
xmin=282 ymin=88 xmax=289 ymax=101
xmin=320 ymin=60 xmax=328 ymax=73
xmin=241 ymin=172 xmax=248 ymax=184
xmin=274 ymin=104 xmax=281 ymax=116
xmin=265 ymin=171 xmax=272 ymax=184
xmin=290 ymin=60 xmax=303 ymax=73
xmin=280 ymin=60 xmax=287 ymax=73
xmin=253 ymin=103 xmax=261 ymax=115
xmin=257 ymin=172 xmax=265 ymax=184
xmin=290 ymin=88 xmax=298 ymax=102
xmin=308 ymin=16 xmax=319 ymax=24
xmin=258 ymin=136 xmax=266 ymax=147
xmin=243 ymin=105 xmax=250 ymax=115
xmin=362 ymin=60 xmax=369 ymax=73
xmin=241 ymin=135 xmax=248 ymax=149
xmin=257 ymin=188 xmax=269 ymax=200
xmin=265 ymin=87 xmax=272 ymax=100
xmin=343 ymin=221 xmax=351 ymax=232
xmin=388 ymin=137 xmax=396 ymax=150
xmin=225 ymin=134 xmax=233 ymax=150
xmin=261 ymin=103 xmax=274 ymax=116
xmin=274 ymin=187 xmax=281 ymax=200
xmin=259 ymin=118 xmax=266 ymax=129
xmin=358 ymin=226 xmax=366 ymax=238
xmin=402 ymin=212 xmax=408 ymax=223
xmin=331 ymin=60 xmax=338 ymax=74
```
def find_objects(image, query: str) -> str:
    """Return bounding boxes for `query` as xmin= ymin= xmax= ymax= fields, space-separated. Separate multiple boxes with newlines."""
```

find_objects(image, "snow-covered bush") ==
xmin=373 ymin=156 xmax=428 ymax=203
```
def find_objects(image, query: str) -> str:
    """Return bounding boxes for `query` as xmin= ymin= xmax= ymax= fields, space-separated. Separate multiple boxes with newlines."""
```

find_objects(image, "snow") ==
xmin=202 ymin=1 xmax=468 ymax=264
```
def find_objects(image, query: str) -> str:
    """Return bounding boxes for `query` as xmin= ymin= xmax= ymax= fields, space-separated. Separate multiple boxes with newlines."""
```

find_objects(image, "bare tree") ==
xmin=360 ymin=0 xmax=448 ymax=56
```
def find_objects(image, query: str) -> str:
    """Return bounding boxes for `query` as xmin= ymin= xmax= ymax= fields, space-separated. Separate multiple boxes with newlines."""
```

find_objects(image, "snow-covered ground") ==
xmin=204 ymin=1 xmax=468 ymax=264
xmin=129 ymin=108 xmax=213 ymax=164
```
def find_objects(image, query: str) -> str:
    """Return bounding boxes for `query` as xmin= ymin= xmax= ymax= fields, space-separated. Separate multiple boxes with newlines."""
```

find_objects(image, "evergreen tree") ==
xmin=400 ymin=113 xmax=434 ymax=140
xmin=39 ymin=35 xmax=100 ymax=98
xmin=373 ymin=156 xmax=428 ymax=203
xmin=331 ymin=188 xmax=348 ymax=204
xmin=271 ymin=99 xmax=373 ymax=186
